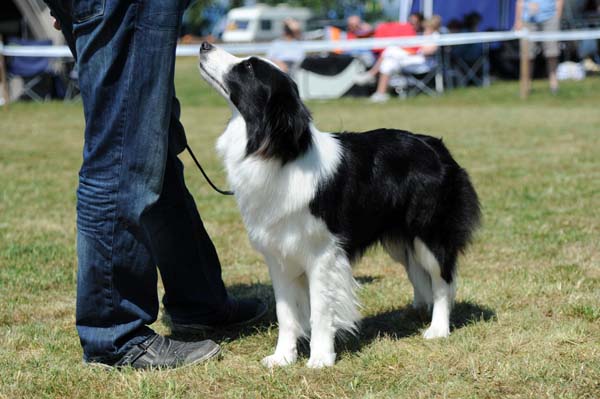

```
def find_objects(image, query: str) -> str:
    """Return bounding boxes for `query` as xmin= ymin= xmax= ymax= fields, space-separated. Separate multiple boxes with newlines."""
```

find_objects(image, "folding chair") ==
xmin=444 ymin=42 xmax=490 ymax=88
xmin=390 ymin=52 xmax=444 ymax=98
xmin=6 ymin=38 xmax=53 ymax=101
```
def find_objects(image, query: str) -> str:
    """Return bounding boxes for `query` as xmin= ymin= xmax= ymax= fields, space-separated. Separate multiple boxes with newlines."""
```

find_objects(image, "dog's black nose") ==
xmin=200 ymin=41 xmax=213 ymax=53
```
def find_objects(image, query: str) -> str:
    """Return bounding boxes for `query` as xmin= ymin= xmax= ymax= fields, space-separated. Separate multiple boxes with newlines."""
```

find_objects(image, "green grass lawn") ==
xmin=1 ymin=57 xmax=599 ymax=398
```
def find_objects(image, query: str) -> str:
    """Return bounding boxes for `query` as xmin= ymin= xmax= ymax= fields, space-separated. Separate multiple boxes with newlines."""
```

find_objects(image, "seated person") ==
xmin=409 ymin=12 xmax=425 ymax=34
xmin=355 ymin=16 xmax=441 ymax=102
xmin=346 ymin=15 xmax=374 ymax=38
xmin=451 ymin=12 xmax=483 ymax=64
xmin=267 ymin=18 xmax=305 ymax=73
xmin=344 ymin=14 xmax=375 ymax=65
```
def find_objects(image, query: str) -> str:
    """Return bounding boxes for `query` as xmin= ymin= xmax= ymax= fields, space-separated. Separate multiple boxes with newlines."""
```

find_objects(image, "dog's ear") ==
xmin=257 ymin=77 xmax=312 ymax=163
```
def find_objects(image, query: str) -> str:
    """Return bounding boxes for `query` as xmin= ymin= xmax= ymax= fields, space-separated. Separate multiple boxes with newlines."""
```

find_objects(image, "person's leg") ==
xmin=546 ymin=56 xmax=559 ymax=92
xmin=356 ymin=47 xmax=404 ymax=86
xmin=354 ymin=56 xmax=381 ymax=85
xmin=143 ymin=95 xmax=266 ymax=327
xmin=523 ymin=21 xmax=540 ymax=94
xmin=375 ymin=73 xmax=391 ymax=94
xmin=47 ymin=0 xmax=262 ymax=363
xmin=542 ymin=15 xmax=561 ymax=92
xmin=369 ymin=48 xmax=402 ymax=101
xmin=374 ymin=47 xmax=407 ymax=94
xmin=64 ymin=0 xmax=186 ymax=363
xmin=143 ymin=103 xmax=228 ymax=323
xmin=367 ymin=56 xmax=383 ymax=76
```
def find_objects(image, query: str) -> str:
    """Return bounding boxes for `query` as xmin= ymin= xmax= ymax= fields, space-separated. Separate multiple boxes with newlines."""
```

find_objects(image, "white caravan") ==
xmin=222 ymin=4 xmax=312 ymax=43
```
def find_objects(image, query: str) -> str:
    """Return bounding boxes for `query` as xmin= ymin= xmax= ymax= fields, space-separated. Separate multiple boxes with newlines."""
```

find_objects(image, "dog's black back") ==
xmin=309 ymin=129 xmax=481 ymax=283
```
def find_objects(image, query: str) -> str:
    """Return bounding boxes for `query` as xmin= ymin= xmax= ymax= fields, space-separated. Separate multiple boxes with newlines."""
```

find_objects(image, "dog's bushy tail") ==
xmin=418 ymin=135 xmax=482 ymax=254
xmin=450 ymin=166 xmax=481 ymax=252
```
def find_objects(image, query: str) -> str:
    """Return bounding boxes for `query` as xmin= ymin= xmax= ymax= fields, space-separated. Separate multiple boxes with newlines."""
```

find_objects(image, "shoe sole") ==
xmin=170 ymin=302 xmax=268 ymax=334
xmin=83 ymin=343 xmax=222 ymax=371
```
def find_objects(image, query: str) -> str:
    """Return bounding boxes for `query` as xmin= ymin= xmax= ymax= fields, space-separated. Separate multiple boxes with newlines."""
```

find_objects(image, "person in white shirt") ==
xmin=515 ymin=0 xmax=564 ymax=94
xmin=267 ymin=18 xmax=305 ymax=73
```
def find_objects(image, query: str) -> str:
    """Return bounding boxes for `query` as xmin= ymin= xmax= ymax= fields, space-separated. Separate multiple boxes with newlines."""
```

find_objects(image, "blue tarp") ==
xmin=411 ymin=0 xmax=516 ymax=31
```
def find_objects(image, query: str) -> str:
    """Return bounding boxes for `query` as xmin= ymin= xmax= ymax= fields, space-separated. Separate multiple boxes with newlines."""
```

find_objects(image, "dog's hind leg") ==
xmin=306 ymin=250 xmax=360 ymax=368
xmin=407 ymin=250 xmax=434 ymax=310
xmin=384 ymin=240 xmax=432 ymax=309
xmin=413 ymin=237 xmax=456 ymax=339
xmin=262 ymin=256 xmax=310 ymax=367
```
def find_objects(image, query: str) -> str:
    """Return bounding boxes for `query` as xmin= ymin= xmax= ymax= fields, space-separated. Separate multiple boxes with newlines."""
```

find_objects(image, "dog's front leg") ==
xmin=262 ymin=256 xmax=309 ymax=368
xmin=306 ymin=261 xmax=337 ymax=368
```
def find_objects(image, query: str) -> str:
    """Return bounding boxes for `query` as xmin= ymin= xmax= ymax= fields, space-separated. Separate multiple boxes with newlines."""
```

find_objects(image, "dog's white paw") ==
xmin=306 ymin=352 xmax=336 ymax=368
xmin=423 ymin=324 xmax=450 ymax=339
xmin=261 ymin=352 xmax=297 ymax=368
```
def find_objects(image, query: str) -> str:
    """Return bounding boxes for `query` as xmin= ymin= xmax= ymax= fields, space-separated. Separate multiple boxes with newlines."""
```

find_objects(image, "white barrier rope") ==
xmin=1 ymin=29 xmax=600 ymax=58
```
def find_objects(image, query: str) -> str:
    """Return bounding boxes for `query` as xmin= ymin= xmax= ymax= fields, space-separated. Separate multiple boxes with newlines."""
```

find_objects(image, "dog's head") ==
xmin=198 ymin=42 xmax=312 ymax=164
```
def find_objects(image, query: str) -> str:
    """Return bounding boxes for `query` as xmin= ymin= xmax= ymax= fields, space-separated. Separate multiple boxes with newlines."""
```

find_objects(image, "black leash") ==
xmin=185 ymin=144 xmax=234 ymax=196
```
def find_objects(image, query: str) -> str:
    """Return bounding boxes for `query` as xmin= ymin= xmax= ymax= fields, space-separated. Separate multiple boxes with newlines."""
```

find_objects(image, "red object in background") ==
xmin=372 ymin=22 xmax=418 ymax=55
xmin=347 ymin=28 xmax=374 ymax=40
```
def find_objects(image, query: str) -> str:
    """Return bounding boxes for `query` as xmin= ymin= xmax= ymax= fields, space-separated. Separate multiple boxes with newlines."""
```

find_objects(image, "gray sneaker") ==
xmin=87 ymin=334 xmax=221 ymax=370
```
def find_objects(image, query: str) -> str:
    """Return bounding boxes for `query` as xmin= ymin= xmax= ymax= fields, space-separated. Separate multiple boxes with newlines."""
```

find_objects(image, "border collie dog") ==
xmin=198 ymin=42 xmax=480 ymax=368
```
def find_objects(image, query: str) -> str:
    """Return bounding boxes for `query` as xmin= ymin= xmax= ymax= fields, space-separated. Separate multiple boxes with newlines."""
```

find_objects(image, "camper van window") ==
xmin=228 ymin=20 xmax=250 ymax=31
xmin=260 ymin=20 xmax=272 ymax=31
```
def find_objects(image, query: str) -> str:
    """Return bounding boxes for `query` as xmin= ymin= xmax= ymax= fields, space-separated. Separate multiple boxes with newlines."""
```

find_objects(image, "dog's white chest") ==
xmin=216 ymin=119 xmax=343 ymax=265
xmin=232 ymin=164 xmax=333 ymax=266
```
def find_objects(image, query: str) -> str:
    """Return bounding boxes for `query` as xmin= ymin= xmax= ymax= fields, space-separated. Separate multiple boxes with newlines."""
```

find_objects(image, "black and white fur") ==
xmin=198 ymin=43 xmax=481 ymax=368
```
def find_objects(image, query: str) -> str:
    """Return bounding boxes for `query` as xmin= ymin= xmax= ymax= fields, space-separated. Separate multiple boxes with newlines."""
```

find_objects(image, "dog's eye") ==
xmin=244 ymin=61 xmax=253 ymax=73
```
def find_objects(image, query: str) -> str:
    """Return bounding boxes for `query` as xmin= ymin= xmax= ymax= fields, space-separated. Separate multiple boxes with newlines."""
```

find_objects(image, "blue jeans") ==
xmin=45 ymin=0 xmax=228 ymax=363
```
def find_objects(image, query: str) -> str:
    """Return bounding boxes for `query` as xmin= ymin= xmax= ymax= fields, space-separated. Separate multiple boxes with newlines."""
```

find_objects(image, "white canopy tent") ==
xmin=398 ymin=0 xmax=412 ymax=22
xmin=423 ymin=0 xmax=433 ymax=19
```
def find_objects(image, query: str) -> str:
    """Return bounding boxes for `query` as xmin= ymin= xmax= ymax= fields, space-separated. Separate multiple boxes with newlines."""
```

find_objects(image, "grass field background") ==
xmin=1 ymin=57 xmax=599 ymax=398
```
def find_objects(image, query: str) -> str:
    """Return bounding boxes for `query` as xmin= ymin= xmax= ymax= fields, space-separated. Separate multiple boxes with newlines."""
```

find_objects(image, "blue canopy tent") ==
xmin=407 ymin=0 xmax=516 ymax=31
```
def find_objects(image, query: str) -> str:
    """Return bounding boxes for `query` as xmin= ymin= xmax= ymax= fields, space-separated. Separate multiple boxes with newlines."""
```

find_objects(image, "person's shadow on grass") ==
xmin=163 ymin=277 xmax=496 ymax=352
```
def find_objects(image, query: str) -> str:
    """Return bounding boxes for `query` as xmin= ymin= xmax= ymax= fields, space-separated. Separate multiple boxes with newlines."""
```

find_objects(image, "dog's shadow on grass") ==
xmin=338 ymin=275 xmax=496 ymax=353
xmin=337 ymin=299 xmax=497 ymax=355
xmin=163 ymin=278 xmax=496 ymax=353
